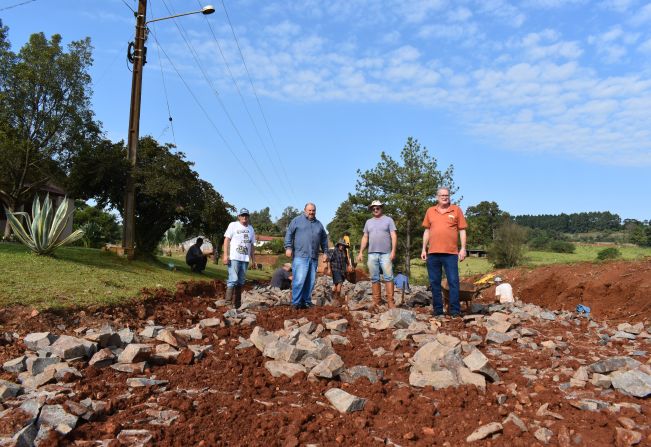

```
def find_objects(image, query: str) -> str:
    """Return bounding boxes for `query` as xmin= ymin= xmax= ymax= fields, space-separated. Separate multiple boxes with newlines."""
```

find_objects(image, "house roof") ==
xmin=257 ymin=235 xmax=281 ymax=241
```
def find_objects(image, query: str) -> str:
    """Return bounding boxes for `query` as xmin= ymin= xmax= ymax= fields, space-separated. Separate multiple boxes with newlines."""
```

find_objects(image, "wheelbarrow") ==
xmin=441 ymin=279 xmax=491 ymax=312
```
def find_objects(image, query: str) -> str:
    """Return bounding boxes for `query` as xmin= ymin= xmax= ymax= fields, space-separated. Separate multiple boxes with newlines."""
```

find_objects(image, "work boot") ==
xmin=385 ymin=281 xmax=395 ymax=309
xmin=225 ymin=287 xmax=234 ymax=305
xmin=371 ymin=282 xmax=382 ymax=309
xmin=234 ymin=286 xmax=242 ymax=309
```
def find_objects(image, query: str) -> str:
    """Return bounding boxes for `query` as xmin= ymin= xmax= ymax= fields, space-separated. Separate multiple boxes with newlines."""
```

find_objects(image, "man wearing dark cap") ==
xmin=186 ymin=237 xmax=208 ymax=273
xmin=223 ymin=208 xmax=256 ymax=309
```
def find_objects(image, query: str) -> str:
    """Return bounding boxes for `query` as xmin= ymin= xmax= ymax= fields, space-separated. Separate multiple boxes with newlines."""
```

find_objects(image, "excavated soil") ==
xmin=0 ymin=260 xmax=650 ymax=446
xmin=475 ymin=257 xmax=651 ymax=323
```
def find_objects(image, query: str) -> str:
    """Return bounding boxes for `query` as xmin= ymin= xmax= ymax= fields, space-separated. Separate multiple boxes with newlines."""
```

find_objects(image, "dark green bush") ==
xmin=264 ymin=238 xmax=286 ymax=254
xmin=596 ymin=247 xmax=621 ymax=260
xmin=548 ymin=240 xmax=575 ymax=253
xmin=488 ymin=221 xmax=528 ymax=268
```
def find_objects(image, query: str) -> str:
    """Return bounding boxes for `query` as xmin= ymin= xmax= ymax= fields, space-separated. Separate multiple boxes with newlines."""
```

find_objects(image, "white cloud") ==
xmin=639 ymin=37 xmax=651 ymax=52
xmin=630 ymin=2 xmax=651 ymax=26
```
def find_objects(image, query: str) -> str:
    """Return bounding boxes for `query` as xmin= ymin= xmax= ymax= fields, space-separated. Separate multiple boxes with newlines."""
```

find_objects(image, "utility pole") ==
xmin=123 ymin=0 xmax=147 ymax=259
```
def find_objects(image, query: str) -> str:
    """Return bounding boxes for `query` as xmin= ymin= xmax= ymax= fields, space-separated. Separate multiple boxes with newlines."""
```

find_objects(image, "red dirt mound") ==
xmin=476 ymin=258 xmax=651 ymax=323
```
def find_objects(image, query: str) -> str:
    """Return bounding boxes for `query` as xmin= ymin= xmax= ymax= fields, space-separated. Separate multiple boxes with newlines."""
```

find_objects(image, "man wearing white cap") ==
xmin=223 ymin=208 xmax=256 ymax=309
xmin=494 ymin=277 xmax=514 ymax=304
xmin=357 ymin=200 xmax=398 ymax=309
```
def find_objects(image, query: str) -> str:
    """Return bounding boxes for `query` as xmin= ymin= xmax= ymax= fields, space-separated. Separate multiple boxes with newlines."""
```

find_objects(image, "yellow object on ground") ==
xmin=474 ymin=273 xmax=495 ymax=285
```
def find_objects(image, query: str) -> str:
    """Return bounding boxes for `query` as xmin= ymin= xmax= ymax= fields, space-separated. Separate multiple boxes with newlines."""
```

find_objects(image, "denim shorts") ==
xmin=367 ymin=252 xmax=393 ymax=282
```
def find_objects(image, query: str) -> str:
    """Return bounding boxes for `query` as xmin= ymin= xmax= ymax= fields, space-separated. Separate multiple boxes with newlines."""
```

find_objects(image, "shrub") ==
xmin=264 ymin=238 xmax=285 ymax=254
xmin=4 ymin=194 xmax=83 ymax=255
xmin=597 ymin=247 xmax=621 ymax=261
xmin=528 ymin=236 xmax=550 ymax=250
xmin=488 ymin=221 xmax=527 ymax=268
xmin=548 ymin=240 xmax=575 ymax=253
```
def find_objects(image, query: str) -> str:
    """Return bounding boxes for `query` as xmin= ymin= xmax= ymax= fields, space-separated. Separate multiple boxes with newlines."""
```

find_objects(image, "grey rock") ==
xmin=12 ymin=422 xmax=38 ymax=447
xmin=409 ymin=370 xmax=457 ymax=389
xmin=617 ymin=322 xmax=644 ymax=335
xmin=118 ymin=328 xmax=135 ymax=345
xmin=411 ymin=341 xmax=460 ymax=374
xmin=38 ymin=404 xmax=78 ymax=434
xmin=249 ymin=326 xmax=279 ymax=352
xmin=116 ymin=429 xmax=153 ymax=446
xmin=199 ymin=318 xmax=221 ymax=328
xmin=3 ymin=356 xmax=26 ymax=374
xmin=23 ymin=332 xmax=57 ymax=351
xmin=463 ymin=350 xmax=500 ymax=382
xmin=84 ymin=326 xmax=122 ymax=348
xmin=89 ymin=348 xmax=116 ymax=368
xmin=139 ymin=326 xmax=162 ymax=338
xmin=589 ymin=356 xmax=641 ymax=374
xmin=466 ymin=422 xmax=503 ymax=442
xmin=324 ymin=388 xmax=366 ymax=413
xmin=21 ymin=369 xmax=56 ymax=390
xmin=19 ymin=398 xmax=43 ymax=420
xmin=327 ymin=335 xmax=350 ymax=345
xmin=534 ymin=427 xmax=553 ymax=444
xmin=379 ymin=308 xmax=417 ymax=329
xmin=54 ymin=366 xmax=82 ymax=381
xmin=26 ymin=356 xmax=61 ymax=376
xmin=339 ymin=366 xmax=384 ymax=384
xmin=155 ymin=329 xmax=184 ymax=348
xmin=263 ymin=340 xmax=306 ymax=363
xmin=611 ymin=369 xmax=651 ymax=398
xmin=457 ymin=367 xmax=486 ymax=391
xmin=235 ymin=337 xmax=254 ymax=350
xmin=126 ymin=377 xmax=168 ymax=387
xmin=503 ymin=413 xmax=527 ymax=432
xmin=486 ymin=330 xmax=514 ymax=344
xmin=539 ymin=311 xmax=556 ymax=321
xmin=590 ymin=373 xmax=612 ymax=388
xmin=310 ymin=354 xmax=345 ymax=379
xmin=111 ymin=362 xmax=146 ymax=373
xmin=324 ymin=319 xmax=348 ymax=332
xmin=265 ymin=360 xmax=307 ymax=378
xmin=612 ymin=331 xmax=637 ymax=340
xmin=0 ymin=379 xmax=22 ymax=401
xmin=118 ymin=344 xmax=152 ymax=364
xmin=175 ymin=326 xmax=203 ymax=340
xmin=50 ymin=335 xmax=96 ymax=359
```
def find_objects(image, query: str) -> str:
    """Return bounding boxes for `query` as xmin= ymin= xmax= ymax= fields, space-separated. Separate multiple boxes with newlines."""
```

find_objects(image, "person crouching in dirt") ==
xmin=271 ymin=263 xmax=292 ymax=290
xmin=223 ymin=208 xmax=256 ymax=309
xmin=326 ymin=240 xmax=353 ymax=304
xmin=494 ymin=276 xmax=514 ymax=304
xmin=186 ymin=238 xmax=208 ymax=273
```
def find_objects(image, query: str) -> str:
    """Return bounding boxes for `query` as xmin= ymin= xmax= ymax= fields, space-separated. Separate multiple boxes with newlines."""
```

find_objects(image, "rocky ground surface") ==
xmin=0 ymin=262 xmax=650 ymax=446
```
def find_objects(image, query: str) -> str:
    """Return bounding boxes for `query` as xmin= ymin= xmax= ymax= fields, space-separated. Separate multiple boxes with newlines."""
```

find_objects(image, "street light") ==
xmin=122 ymin=2 xmax=215 ymax=259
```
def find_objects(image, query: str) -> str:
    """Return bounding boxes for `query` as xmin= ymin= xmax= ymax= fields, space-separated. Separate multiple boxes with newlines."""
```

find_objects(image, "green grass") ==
xmin=0 ymin=243 xmax=270 ymax=309
xmin=409 ymin=244 xmax=651 ymax=285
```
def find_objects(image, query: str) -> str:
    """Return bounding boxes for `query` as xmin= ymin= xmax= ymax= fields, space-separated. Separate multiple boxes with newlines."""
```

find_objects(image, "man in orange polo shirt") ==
xmin=420 ymin=187 xmax=467 ymax=317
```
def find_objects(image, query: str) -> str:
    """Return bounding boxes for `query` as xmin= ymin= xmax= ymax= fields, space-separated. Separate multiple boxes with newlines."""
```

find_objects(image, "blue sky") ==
xmin=3 ymin=0 xmax=651 ymax=226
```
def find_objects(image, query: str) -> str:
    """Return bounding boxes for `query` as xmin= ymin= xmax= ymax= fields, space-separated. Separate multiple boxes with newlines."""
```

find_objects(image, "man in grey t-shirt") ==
xmin=357 ymin=200 xmax=398 ymax=309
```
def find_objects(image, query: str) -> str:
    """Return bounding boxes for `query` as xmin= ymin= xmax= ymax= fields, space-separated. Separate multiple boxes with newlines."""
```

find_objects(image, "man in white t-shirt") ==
xmin=494 ymin=276 xmax=514 ymax=304
xmin=222 ymin=208 xmax=256 ymax=309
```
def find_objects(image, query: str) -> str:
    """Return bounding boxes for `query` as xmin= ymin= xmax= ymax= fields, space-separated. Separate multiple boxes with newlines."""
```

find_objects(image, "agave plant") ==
xmin=4 ymin=194 xmax=84 ymax=255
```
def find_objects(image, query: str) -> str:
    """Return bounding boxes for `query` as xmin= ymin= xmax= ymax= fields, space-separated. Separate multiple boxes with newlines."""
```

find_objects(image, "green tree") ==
xmin=276 ymin=206 xmax=301 ymax=233
xmin=250 ymin=207 xmax=279 ymax=235
xmin=465 ymin=201 xmax=509 ymax=248
xmin=326 ymin=195 xmax=367 ymax=254
xmin=69 ymin=136 xmax=230 ymax=256
xmin=0 ymin=28 xmax=99 ymax=237
xmin=185 ymin=180 xmax=235 ymax=256
xmin=73 ymin=202 xmax=121 ymax=248
xmin=353 ymin=137 xmax=457 ymax=275
xmin=488 ymin=220 xmax=527 ymax=268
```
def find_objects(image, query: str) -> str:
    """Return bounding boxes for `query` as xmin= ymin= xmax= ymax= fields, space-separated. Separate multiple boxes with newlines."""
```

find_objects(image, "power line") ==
xmin=219 ymin=0 xmax=296 ymax=200
xmin=0 ymin=0 xmax=36 ymax=12
xmin=148 ymin=28 xmax=272 ymax=205
xmin=159 ymin=0 xmax=283 ymax=206
xmin=155 ymin=38 xmax=177 ymax=147
xmin=196 ymin=0 xmax=295 ymax=201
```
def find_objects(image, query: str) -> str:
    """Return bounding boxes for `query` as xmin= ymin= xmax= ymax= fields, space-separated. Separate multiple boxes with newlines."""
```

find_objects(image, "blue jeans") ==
xmin=227 ymin=260 xmax=249 ymax=288
xmin=292 ymin=257 xmax=318 ymax=306
xmin=427 ymin=254 xmax=460 ymax=315
xmin=367 ymin=252 xmax=394 ymax=283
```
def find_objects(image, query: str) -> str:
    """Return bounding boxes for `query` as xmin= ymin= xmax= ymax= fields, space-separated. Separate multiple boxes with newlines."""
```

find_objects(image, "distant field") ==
xmin=409 ymin=244 xmax=651 ymax=285
xmin=0 ymin=244 xmax=271 ymax=309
